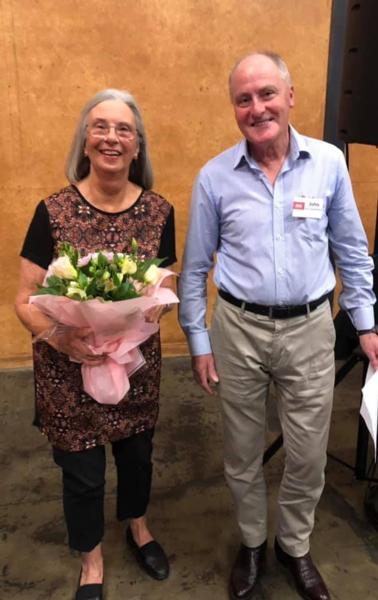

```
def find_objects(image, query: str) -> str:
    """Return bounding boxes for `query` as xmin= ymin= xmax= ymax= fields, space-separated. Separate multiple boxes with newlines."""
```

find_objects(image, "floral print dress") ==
xmin=21 ymin=185 xmax=176 ymax=451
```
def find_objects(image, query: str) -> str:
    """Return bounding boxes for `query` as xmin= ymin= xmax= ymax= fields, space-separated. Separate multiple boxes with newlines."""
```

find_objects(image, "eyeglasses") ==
xmin=87 ymin=121 xmax=137 ymax=141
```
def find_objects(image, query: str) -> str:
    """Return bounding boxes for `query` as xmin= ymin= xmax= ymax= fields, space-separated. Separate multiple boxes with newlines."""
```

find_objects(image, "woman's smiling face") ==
xmin=84 ymin=99 xmax=139 ymax=177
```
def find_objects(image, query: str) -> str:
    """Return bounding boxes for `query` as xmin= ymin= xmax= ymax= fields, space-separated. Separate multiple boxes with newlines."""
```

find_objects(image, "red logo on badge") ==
xmin=293 ymin=201 xmax=305 ymax=209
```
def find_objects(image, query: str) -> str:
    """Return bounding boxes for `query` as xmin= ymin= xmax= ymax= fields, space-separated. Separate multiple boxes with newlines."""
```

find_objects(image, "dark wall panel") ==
xmin=338 ymin=0 xmax=378 ymax=145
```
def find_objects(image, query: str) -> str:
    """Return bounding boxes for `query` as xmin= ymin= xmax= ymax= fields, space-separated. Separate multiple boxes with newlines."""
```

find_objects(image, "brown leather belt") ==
xmin=218 ymin=289 xmax=330 ymax=319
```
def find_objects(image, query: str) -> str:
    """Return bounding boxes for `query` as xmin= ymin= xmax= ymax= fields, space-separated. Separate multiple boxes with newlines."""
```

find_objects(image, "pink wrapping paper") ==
xmin=29 ymin=269 xmax=178 ymax=404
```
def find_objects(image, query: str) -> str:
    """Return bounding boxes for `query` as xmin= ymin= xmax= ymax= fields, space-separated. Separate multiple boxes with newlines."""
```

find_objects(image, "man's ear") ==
xmin=289 ymin=86 xmax=295 ymax=108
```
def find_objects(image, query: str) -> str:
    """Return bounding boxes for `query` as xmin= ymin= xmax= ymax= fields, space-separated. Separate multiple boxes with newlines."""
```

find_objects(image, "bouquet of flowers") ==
xmin=29 ymin=240 xmax=178 ymax=405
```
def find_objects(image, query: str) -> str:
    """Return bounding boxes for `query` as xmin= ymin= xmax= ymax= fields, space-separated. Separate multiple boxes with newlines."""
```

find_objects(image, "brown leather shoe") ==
xmin=229 ymin=540 xmax=266 ymax=600
xmin=274 ymin=538 xmax=330 ymax=600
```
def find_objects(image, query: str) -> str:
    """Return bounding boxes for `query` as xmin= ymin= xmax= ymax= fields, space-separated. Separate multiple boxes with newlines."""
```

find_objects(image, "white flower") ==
xmin=144 ymin=264 xmax=160 ymax=285
xmin=51 ymin=255 xmax=77 ymax=279
xmin=121 ymin=257 xmax=137 ymax=275
xmin=66 ymin=282 xmax=87 ymax=300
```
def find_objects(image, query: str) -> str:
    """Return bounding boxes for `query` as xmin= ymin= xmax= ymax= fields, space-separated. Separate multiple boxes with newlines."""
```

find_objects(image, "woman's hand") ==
xmin=15 ymin=258 xmax=105 ymax=365
xmin=47 ymin=326 xmax=105 ymax=365
xmin=144 ymin=273 xmax=176 ymax=323
xmin=144 ymin=304 xmax=171 ymax=323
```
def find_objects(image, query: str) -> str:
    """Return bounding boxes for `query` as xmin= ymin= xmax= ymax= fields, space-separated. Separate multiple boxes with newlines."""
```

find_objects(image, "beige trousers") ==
xmin=211 ymin=295 xmax=335 ymax=557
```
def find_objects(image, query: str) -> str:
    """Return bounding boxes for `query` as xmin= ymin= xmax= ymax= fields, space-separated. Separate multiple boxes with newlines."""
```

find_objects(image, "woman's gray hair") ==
xmin=65 ymin=89 xmax=153 ymax=189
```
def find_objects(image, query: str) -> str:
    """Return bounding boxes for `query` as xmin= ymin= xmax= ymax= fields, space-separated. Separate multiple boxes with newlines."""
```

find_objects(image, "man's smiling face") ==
xmin=230 ymin=54 xmax=294 ymax=152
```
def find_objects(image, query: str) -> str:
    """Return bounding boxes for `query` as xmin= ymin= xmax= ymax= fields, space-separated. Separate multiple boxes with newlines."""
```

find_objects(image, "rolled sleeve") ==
xmin=328 ymin=151 xmax=376 ymax=328
xmin=179 ymin=172 xmax=220 ymax=356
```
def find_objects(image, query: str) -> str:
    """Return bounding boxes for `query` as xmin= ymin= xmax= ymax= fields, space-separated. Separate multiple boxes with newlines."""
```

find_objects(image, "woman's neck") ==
xmin=77 ymin=171 xmax=142 ymax=212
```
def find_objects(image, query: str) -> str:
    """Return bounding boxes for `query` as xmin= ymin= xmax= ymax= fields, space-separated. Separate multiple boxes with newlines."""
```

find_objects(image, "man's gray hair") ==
xmin=65 ymin=89 xmax=153 ymax=189
xmin=229 ymin=51 xmax=292 ymax=92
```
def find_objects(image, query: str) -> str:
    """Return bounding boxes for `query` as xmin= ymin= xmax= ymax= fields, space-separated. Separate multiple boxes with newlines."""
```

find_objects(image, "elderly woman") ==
xmin=15 ymin=89 xmax=176 ymax=600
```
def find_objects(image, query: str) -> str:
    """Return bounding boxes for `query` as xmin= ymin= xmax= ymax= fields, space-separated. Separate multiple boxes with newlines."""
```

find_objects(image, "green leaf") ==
xmin=112 ymin=271 xmax=121 ymax=287
xmin=97 ymin=252 xmax=109 ymax=269
xmin=110 ymin=280 xmax=140 ymax=300
xmin=45 ymin=275 xmax=65 ymax=286
xmin=133 ymin=257 xmax=164 ymax=281
xmin=77 ymin=271 xmax=88 ymax=288
xmin=34 ymin=286 xmax=66 ymax=296
xmin=80 ymin=263 xmax=93 ymax=276
xmin=86 ymin=278 xmax=102 ymax=298
xmin=59 ymin=242 xmax=79 ymax=267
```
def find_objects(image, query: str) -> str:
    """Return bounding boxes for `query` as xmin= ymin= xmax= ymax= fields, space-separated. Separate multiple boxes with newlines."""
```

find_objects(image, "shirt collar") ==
xmin=233 ymin=125 xmax=311 ymax=171
xmin=288 ymin=125 xmax=311 ymax=161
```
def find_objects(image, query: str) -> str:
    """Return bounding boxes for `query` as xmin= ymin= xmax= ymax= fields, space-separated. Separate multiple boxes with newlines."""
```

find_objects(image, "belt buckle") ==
xmin=273 ymin=306 xmax=294 ymax=319
xmin=271 ymin=305 xmax=291 ymax=319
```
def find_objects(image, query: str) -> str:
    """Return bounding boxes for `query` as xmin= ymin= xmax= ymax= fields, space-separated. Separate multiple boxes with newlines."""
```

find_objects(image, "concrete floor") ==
xmin=1 ymin=356 xmax=378 ymax=599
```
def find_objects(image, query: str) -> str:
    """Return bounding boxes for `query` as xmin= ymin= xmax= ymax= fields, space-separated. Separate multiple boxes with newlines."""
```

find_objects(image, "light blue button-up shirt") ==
xmin=179 ymin=127 xmax=375 ymax=356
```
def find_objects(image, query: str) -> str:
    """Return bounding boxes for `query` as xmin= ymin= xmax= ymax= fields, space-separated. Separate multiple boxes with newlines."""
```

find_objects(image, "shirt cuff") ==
xmin=187 ymin=331 xmax=212 ymax=356
xmin=348 ymin=305 xmax=375 ymax=332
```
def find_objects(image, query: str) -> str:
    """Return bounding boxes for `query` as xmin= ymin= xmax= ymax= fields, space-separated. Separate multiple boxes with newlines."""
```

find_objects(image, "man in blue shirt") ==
xmin=179 ymin=52 xmax=378 ymax=600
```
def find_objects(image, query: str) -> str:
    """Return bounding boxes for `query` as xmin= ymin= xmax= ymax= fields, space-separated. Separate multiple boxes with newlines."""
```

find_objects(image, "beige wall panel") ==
xmin=349 ymin=145 xmax=378 ymax=250
xmin=350 ymin=145 xmax=378 ymax=182
xmin=2 ymin=0 xmax=376 ymax=366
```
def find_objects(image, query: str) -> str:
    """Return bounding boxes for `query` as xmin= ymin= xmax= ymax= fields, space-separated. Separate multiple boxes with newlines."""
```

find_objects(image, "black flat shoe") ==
xmin=75 ymin=570 xmax=103 ymax=600
xmin=126 ymin=526 xmax=169 ymax=580
xmin=75 ymin=584 xmax=103 ymax=600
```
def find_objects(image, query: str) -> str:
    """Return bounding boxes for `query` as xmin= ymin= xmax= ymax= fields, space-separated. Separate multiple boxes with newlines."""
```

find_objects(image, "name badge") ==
xmin=292 ymin=196 xmax=324 ymax=219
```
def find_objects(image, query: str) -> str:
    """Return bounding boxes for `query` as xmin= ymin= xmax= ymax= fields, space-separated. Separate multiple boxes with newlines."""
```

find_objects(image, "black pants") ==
xmin=53 ymin=429 xmax=154 ymax=552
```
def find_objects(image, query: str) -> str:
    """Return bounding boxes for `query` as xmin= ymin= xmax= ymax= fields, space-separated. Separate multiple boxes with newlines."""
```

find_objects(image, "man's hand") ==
xmin=192 ymin=353 xmax=219 ymax=395
xmin=359 ymin=332 xmax=378 ymax=370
